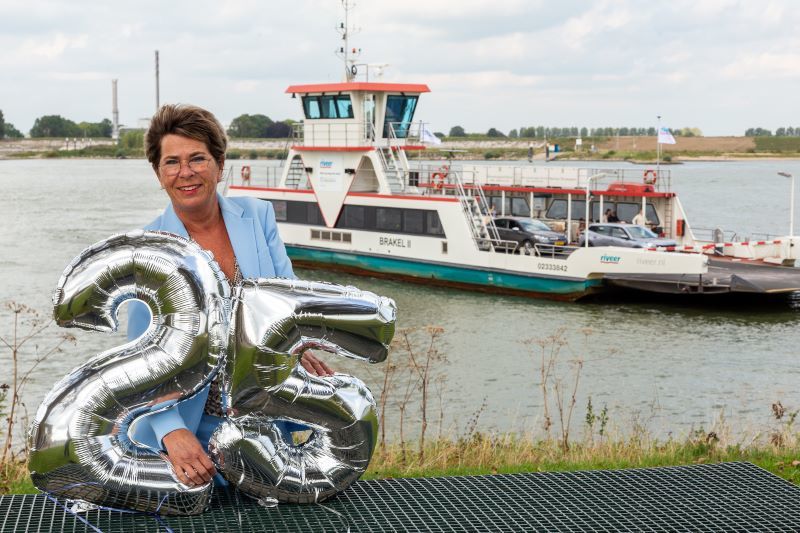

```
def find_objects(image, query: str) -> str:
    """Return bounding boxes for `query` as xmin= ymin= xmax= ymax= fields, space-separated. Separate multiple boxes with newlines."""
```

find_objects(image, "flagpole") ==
xmin=656 ymin=114 xmax=661 ymax=178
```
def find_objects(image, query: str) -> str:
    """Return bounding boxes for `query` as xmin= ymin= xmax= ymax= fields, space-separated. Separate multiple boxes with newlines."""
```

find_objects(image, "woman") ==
xmin=128 ymin=104 xmax=332 ymax=487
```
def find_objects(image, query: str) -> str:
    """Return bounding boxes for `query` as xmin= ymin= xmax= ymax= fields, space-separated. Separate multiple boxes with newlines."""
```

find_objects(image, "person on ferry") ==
xmin=632 ymin=209 xmax=646 ymax=226
xmin=607 ymin=210 xmax=620 ymax=223
xmin=127 ymin=104 xmax=333 ymax=487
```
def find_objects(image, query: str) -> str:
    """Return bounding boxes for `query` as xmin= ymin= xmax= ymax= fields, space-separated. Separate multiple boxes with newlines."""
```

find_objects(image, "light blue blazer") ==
xmin=128 ymin=193 xmax=295 ymax=451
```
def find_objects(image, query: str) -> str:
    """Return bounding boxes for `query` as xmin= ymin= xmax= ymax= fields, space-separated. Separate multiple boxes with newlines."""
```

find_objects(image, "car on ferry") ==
xmin=492 ymin=216 xmax=567 ymax=255
xmin=578 ymin=223 xmax=678 ymax=249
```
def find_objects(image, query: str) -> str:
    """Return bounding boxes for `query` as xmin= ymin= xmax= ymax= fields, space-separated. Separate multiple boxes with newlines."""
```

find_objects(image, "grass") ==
xmin=364 ymin=433 xmax=800 ymax=485
xmin=754 ymin=136 xmax=800 ymax=153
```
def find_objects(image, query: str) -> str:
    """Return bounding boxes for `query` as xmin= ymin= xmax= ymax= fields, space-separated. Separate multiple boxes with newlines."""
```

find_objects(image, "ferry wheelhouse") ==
xmin=223 ymin=81 xmax=730 ymax=300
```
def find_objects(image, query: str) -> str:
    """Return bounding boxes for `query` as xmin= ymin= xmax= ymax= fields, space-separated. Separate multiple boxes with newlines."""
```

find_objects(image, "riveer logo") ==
xmin=320 ymin=160 xmax=333 ymax=168
xmin=600 ymin=255 xmax=620 ymax=264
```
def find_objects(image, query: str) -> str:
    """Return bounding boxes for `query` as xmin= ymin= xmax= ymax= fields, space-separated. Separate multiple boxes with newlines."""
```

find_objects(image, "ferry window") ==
xmin=320 ymin=96 xmax=337 ymax=119
xmin=404 ymin=210 xmax=424 ymax=234
xmin=383 ymin=95 xmax=418 ymax=138
xmin=336 ymin=96 xmax=354 ymax=118
xmin=511 ymin=197 xmax=529 ymax=217
xmin=645 ymin=204 xmax=660 ymax=225
xmin=343 ymin=205 xmax=365 ymax=228
xmin=614 ymin=203 xmax=660 ymax=224
xmin=376 ymin=207 xmax=402 ymax=231
xmin=272 ymin=200 xmax=287 ymax=221
xmin=285 ymin=201 xmax=324 ymax=225
xmin=546 ymin=199 xmax=600 ymax=220
xmin=426 ymin=211 xmax=445 ymax=236
xmin=307 ymin=203 xmax=322 ymax=225
xmin=302 ymin=97 xmax=321 ymax=119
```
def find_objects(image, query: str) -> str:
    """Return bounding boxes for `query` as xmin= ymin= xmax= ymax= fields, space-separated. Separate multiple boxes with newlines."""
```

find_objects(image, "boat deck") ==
xmin=603 ymin=258 xmax=800 ymax=296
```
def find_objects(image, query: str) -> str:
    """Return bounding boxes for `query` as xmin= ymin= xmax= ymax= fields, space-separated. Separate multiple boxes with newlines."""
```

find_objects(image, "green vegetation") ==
xmin=754 ymin=136 xmax=800 ymax=153
xmin=0 ymin=110 xmax=22 ymax=139
xmin=6 ymin=144 xmax=143 ymax=160
xmin=227 ymin=114 xmax=295 ymax=138
xmin=365 ymin=434 xmax=800 ymax=485
xmin=29 ymin=115 xmax=112 ymax=138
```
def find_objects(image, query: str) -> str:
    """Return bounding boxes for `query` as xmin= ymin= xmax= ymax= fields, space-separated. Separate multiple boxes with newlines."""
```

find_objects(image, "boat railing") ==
xmin=692 ymin=227 xmax=789 ymax=244
xmin=294 ymin=122 xmax=370 ymax=147
xmin=384 ymin=121 xmax=430 ymax=146
xmin=294 ymin=121 xmax=429 ymax=149
xmin=406 ymin=163 xmax=673 ymax=193
xmin=231 ymin=164 xmax=284 ymax=189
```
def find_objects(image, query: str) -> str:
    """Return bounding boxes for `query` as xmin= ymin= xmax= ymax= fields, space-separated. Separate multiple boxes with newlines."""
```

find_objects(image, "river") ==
xmin=1 ymin=158 xmax=799 ymax=442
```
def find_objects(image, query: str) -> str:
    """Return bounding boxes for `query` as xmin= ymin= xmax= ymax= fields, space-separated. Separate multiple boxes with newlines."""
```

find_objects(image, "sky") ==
xmin=1 ymin=0 xmax=798 ymax=136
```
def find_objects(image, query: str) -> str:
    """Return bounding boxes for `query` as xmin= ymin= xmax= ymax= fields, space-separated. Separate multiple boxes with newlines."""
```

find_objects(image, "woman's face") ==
xmin=156 ymin=134 xmax=223 ymax=215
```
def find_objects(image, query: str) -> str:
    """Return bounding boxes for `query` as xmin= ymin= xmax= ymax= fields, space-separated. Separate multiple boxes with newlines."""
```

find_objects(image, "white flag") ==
xmin=657 ymin=126 xmax=676 ymax=145
xmin=421 ymin=125 xmax=442 ymax=145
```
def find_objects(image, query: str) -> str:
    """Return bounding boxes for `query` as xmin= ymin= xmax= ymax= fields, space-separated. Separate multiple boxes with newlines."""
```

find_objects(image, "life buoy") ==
xmin=432 ymin=172 xmax=446 ymax=190
xmin=643 ymin=169 xmax=657 ymax=185
xmin=241 ymin=165 xmax=251 ymax=183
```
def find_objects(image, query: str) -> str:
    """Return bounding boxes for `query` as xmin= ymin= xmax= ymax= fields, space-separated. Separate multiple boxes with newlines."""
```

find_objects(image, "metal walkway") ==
xmin=2 ymin=462 xmax=799 ymax=532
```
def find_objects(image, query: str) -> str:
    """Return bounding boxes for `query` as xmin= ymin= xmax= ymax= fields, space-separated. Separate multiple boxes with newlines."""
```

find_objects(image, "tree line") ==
xmin=0 ymin=110 xmax=23 ymax=139
xmin=0 ymin=110 xmax=295 ymax=140
xmin=446 ymin=125 xmax=704 ymax=138
xmin=744 ymin=127 xmax=800 ymax=137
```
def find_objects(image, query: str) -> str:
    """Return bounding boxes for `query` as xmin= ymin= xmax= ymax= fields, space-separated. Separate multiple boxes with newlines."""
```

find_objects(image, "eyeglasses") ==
xmin=159 ymin=155 xmax=213 ymax=177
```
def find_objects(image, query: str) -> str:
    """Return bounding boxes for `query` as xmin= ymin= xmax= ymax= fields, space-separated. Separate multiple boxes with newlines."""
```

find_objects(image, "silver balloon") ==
xmin=30 ymin=232 xmax=396 ymax=515
xmin=28 ymin=230 xmax=230 ymax=516
xmin=209 ymin=279 xmax=396 ymax=504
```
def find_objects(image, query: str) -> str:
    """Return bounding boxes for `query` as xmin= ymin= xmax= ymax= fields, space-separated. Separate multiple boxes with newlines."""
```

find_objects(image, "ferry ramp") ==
xmin=601 ymin=258 xmax=800 ymax=299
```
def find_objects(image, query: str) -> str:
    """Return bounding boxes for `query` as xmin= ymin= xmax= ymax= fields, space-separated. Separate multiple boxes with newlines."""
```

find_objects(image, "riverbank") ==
xmin=4 ymin=137 xmax=800 ymax=162
xmin=4 ymin=431 xmax=800 ymax=495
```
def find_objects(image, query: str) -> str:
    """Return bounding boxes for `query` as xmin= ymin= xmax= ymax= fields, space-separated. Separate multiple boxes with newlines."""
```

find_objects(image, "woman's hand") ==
xmin=162 ymin=428 xmax=216 ymax=486
xmin=300 ymin=351 xmax=334 ymax=376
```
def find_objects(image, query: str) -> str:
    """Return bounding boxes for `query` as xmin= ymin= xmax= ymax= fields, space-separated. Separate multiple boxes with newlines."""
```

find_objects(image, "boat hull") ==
xmin=286 ymin=245 xmax=603 ymax=301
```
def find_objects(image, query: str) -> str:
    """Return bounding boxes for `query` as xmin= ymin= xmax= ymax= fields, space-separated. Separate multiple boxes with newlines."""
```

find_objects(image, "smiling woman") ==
xmin=126 ymin=103 xmax=333 ymax=487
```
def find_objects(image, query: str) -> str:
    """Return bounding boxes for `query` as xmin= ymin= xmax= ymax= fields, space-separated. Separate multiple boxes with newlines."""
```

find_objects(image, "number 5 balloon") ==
xmin=28 ymin=231 xmax=395 ymax=515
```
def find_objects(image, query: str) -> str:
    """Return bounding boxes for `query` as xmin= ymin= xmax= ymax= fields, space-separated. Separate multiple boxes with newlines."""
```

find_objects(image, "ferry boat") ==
xmin=224 ymin=8 xmax=800 ymax=302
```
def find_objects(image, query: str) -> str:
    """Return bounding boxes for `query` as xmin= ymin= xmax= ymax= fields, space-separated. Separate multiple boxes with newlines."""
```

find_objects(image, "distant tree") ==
xmin=448 ymin=125 xmax=466 ymax=137
xmin=508 ymin=129 xmax=518 ymax=138
xmin=745 ymin=127 xmax=772 ymax=137
xmin=3 ymin=123 xmax=23 ymax=138
xmin=228 ymin=114 xmax=273 ymax=138
xmin=434 ymin=132 xmax=445 ymax=139
xmin=30 ymin=115 xmax=82 ymax=138
xmin=579 ymin=127 xmax=588 ymax=137
xmin=486 ymin=127 xmax=505 ymax=137
xmin=0 ymin=109 xmax=4 ymax=140
xmin=264 ymin=121 xmax=292 ymax=138
xmin=776 ymin=127 xmax=787 ymax=136
xmin=120 ymin=130 xmax=144 ymax=149
xmin=788 ymin=127 xmax=796 ymax=136
xmin=78 ymin=119 xmax=113 ymax=138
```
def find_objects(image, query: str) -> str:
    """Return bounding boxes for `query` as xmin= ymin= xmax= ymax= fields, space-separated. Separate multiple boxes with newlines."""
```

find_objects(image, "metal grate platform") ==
xmin=2 ymin=462 xmax=799 ymax=532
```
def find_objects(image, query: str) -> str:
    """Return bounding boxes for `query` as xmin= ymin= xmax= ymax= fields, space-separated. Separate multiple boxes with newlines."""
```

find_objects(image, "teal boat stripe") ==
xmin=286 ymin=245 xmax=598 ymax=295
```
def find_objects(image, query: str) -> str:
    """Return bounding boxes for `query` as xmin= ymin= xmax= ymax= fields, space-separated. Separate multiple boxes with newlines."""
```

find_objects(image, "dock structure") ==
xmin=601 ymin=258 xmax=800 ymax=298
xmin=2 ymin=462 xmax=798 ymax=531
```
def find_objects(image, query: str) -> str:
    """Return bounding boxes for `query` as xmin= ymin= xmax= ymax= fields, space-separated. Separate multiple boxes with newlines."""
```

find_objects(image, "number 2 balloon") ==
xmin=28 ymin=231 xmax=396 ymax=515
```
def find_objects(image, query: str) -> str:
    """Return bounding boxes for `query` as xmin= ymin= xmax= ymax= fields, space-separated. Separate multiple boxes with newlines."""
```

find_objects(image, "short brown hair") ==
xmin=145 ymin=104 xmax=227 ymax=170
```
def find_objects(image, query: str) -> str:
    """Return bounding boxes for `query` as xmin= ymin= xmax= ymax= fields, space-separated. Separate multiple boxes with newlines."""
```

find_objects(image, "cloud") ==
xmin=720 ymin=52 xmax=800 ymax=80
xmin=0 ymin=33 xmax=89 ymax=67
